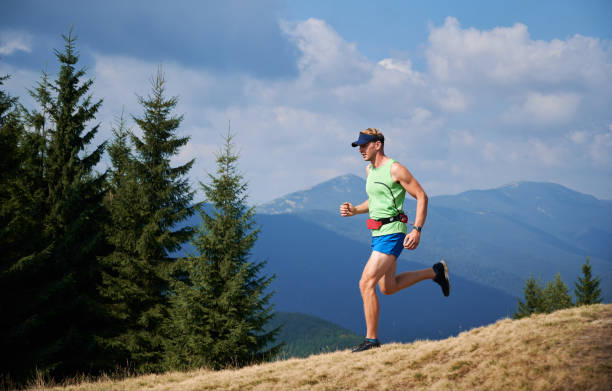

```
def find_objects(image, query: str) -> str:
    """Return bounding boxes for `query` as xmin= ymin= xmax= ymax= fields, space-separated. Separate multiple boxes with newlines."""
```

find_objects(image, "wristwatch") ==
xmin=413 ymin=226 xmax=422 ymax=233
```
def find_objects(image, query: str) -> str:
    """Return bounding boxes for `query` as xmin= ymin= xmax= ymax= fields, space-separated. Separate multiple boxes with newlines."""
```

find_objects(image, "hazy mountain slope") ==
xmin=257 ymin=177 xmax=612 ymax=298
xmin=433 ymin=181 xmax=612 ymax=258
xmin=253 ymin=213 xmax=516 ymax=342
xmin=257 ymin=174 xmax=366 ymax=215
xmin=172 ymin=178 xmax=610 ymax=346
xmin=174 ymin=210 xmax=517 ymax=343
xmin=39 ymin=304 xmax=612 ymax=391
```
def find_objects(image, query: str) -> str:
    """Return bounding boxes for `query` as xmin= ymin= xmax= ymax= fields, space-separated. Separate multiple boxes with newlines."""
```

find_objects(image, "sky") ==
xmin=2 ymin=0 xmax=612 ymax=204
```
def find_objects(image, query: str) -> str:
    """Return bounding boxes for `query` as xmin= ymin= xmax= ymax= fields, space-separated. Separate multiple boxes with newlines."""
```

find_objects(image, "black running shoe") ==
xmin=433 ymin=260 xmax=450 ymax=297
xmin=351 ymin=339 xmax=381 ymax=353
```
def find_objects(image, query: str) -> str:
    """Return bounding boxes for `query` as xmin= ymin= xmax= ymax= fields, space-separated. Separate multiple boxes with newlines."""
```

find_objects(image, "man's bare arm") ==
xmin=391 ymin=162 xmax=428 ymax=249
xmin=340 ymin=199 xmax=368 ymax=217
xmin=340 ymin=164 xmax=371 ymax=217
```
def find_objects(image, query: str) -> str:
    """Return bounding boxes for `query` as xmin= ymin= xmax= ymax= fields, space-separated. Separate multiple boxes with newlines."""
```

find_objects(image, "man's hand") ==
xmin=340 ymin=202 xmax=355 ymax=217
xmin=403 ymin=229 xmax=420 ymax=250
xmin=340 ymin=200 xmax=368 ymax=217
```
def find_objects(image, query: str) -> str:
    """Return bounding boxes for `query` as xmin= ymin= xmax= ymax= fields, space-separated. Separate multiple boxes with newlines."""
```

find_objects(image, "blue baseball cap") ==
xmin=351 ymin=133 xmax=381 ymax=147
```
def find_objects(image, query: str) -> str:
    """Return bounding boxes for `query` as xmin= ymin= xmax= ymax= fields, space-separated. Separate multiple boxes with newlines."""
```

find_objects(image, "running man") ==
xmin=340 ymin=128 xmax=450 ymax=353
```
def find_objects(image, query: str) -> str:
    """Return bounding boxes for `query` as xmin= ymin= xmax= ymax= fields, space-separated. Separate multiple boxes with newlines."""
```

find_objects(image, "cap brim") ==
xmin=351 ymin=133 xmax=378 ymax=147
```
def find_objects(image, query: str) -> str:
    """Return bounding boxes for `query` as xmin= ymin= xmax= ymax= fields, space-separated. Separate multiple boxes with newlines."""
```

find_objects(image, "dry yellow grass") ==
xmin=31 ymin=304 xmax=612 ymax=391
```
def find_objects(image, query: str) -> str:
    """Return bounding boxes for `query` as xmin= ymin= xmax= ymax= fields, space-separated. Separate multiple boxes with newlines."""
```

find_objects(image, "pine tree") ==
xmin=105 ymin=67 xmax=195 ymax=372
xmin=513 ymin=276 xmax=545 ymax=319
xmin=1 ymin=30 xmax=116 ymax=383
xmin=574 ymin=257 xmax=603 ymax=306
xmin=106 ymin=110 xmax=132 ymax=199
xmin=165 ymin=128 xmax=280 ymax=370
xmin=0 ymin=74 xmax=24 ymax=262
xmin=543 ymin=273 xmax=573 ymax=312
xmin=0 ymin=75 xmax=20 ymax=156
xmin=99 ymin=111 xmax=139 ymax=367
xmin=0 ymin=74 xmax=40 ymax=384
xmin=0 ymin=74 xmax=17 ymax=120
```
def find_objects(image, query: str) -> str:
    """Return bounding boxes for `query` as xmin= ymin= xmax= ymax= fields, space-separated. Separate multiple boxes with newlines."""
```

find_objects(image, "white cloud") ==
xmin=523 ymin=92 xmax=582 ymax=123
xmin=0 ymin=30 xmax=32 ymax=55
xmin=449 ymin=130 xmax=476 ymax=148
xmin=434 ymin=87 xmax=468 ymax=113
xmin=410 ymin=107 xmax=433 ymax=125
xmin=89 ymin=17 xmax=612 ymax=201
xmin=280 ymin=18 xmax=372 ymax=86
xmin=588 ymin=127 xmax=612 ymax=165
xmin=570 ymin=130 xmax=588 ymax=144
xmin=6 ymin=17 xmax=612 ymax=202
xmin=482 ymin=141 xmax=501 ymax=162
xmin=427 ymin=17 xmax=533 ymax=84
xmin=426 ymin=17 xmax=612 ymax=90
xmin=503 ymin=92 xmax=582 ymax=126
xmin=377 ymin=58 xmax=424 ymax=85
xmin=530 ymin=139 xmax=567 ymax=166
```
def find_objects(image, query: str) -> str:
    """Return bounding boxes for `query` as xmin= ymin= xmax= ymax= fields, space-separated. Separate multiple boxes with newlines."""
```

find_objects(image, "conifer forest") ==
xmin=0 ymin=30 xmax=279 ymax=387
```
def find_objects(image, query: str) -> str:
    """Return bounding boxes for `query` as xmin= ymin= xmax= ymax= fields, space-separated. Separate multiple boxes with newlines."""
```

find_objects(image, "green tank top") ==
xmin=366 ymin=159 xmax=407 ymax=237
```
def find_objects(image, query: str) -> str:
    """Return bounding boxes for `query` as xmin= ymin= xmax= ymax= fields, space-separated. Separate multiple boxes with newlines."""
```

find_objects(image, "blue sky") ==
xmin=2 ymin=1 xmax=612 ymax=204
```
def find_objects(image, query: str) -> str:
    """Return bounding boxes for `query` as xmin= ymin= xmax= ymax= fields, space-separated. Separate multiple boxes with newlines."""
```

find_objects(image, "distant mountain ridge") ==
xmin=257 ymin=174 xmax=366 ymax=214
xmin=434 ymin=181 xmax=612 ymax=241
xmin=252 ymin=213 xmax=517 ymax=342
xmin=256 ymin=176 xmax=612 ymax=299
xmin=176 ymin=176 xmax=610 ymax=345
xmin=260 ymin=176 xmax=611 ymax=217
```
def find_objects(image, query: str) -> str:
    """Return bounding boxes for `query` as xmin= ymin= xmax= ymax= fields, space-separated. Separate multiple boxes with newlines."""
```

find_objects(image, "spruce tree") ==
xmin=0 ymin=75 xmax=38 ymax=384
xmin=105 ymin=67 xmax=195 ymax=372
xmin=543 ymin=273 xmax=573 ymax=312
xmin=513 ymin=276 xmax=545 ymax=319
xmin=106 ymin=110 xmax=132 ymax=198
xmin=0 ymin=74 xmax=17 ymax=120
xmin=574 ymin=257 xmax=603 ymax=306
xmin=99 ymin=111 xmax=139 ymax=367
xmin=165 ymin=129 xmax=280 ymax=370
xmin=2 ymin=30 xmax=116 ymax=383
xmin=0 ymin=76 xmax=20 ymax=166
xmin=0 ymin=74 xmax=24 ymax=262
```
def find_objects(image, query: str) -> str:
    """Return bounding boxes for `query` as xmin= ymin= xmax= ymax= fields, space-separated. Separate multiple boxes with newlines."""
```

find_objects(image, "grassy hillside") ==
xmin=31 ymin=304 xmax=611 ymax=391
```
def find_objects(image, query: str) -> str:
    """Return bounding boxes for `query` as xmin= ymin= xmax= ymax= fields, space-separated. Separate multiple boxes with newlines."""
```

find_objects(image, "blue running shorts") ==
xmin=371 ymin=232 xmax=405 ymax=258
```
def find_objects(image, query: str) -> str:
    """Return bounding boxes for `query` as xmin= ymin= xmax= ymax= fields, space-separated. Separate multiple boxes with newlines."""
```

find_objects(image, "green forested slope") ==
xmin=268 ymin=312 xmax=363 ymax=358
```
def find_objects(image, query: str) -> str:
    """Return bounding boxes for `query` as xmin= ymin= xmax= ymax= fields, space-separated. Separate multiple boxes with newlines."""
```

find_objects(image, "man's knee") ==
xmin=379 ymin=284 xmax=396 ymax=295
xmin=359 ymin=275 xmax=377 ymax=293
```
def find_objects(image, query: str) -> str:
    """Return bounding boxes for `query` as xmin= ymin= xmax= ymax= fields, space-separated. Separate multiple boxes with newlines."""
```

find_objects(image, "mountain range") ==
xmin=252 ymin=212 xmax=516 ymax=342
xmin=179 ymin=176 xmax=611 ymax=344
xmin=258 ymin=175 xmax=612 ymax=299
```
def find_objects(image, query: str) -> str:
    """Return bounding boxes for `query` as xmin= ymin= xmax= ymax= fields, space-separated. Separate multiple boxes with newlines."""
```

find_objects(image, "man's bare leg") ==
xmin=378 ymin=261 xmax=436 ymax=295
xmin=359 ymin=251 xmax=436 ymax=339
